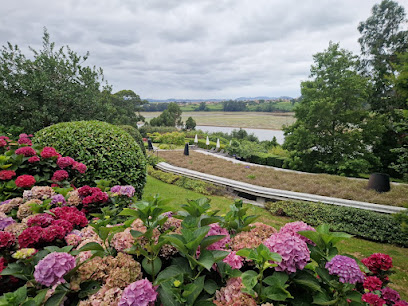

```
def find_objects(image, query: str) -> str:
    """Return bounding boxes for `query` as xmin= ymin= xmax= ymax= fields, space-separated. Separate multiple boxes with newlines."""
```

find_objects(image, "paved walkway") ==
xmin=157 ymin=162 xmax=406 ymax=214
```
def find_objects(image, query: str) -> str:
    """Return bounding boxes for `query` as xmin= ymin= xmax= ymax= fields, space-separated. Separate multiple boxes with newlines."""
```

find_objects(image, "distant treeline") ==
xmin=142 ymin=99 xmax=299 ymax=112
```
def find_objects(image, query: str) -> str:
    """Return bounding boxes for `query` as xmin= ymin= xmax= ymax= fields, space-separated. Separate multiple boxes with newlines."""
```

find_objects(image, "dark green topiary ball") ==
xmin=34 ymin=121 xmax=146 ymax=198
xmin=118 ymin=125 xmax=146 ymax=155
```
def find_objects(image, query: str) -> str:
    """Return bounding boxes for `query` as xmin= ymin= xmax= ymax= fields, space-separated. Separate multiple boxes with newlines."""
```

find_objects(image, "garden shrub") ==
xmin=33 ymin=121 xmax=146 ymax=198
xmin=118 ymin=125 xmax=146 ymax=155
xmin=139 ymin=125 xmax=177 ymax=137
xmin=187 ymin=138 xmax=226 ymax=150
xmin=147 ymin=165 xmax=180 ymax=184
xmin=266 ymin=200 xmax=408 ymax=246
xmin=248 ymin=152 xmax=288 ymax=168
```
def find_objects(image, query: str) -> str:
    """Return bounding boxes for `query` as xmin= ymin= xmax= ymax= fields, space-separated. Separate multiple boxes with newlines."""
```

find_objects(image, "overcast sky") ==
xmin=1 ymin=0 xmax=407 ymax=99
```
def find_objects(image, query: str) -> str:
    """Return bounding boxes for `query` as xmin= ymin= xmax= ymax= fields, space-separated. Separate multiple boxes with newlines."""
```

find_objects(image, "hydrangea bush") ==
xmin=0 ymin=179 xmax=406 ymax=304
xmin=0 ymin=134 xmax=87 ymax=201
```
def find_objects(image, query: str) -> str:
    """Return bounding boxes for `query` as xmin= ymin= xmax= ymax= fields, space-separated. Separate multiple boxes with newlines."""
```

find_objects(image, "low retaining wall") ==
xmin=156 ymin=162 xmax=406 ymax=214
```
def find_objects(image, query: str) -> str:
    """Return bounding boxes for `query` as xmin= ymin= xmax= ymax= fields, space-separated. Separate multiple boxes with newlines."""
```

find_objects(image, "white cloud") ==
xmin=0 ymin=0 xmax=402 ymax=99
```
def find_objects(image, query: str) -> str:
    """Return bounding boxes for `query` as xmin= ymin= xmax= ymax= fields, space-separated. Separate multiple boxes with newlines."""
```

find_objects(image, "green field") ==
xmin=143 ymin=175 xmax=408 ymax=298
xmin=141 ymin=111 xmax=296 ymax=130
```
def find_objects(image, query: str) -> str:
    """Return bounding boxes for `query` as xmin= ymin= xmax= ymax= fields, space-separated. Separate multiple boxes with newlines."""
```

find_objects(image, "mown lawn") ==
xmin=158 ymin=151 xmax=408 ymax=207
xmin=143 ymin=175 xmax=408 ymax=299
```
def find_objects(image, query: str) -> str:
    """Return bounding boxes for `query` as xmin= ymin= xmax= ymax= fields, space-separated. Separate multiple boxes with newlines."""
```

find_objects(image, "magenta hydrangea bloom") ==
xmin=325 ymin=255 xmax=364 ymax=284
xmin=223 ymin=251 xmax=243 ymax=269
xmin=279 ymin=221 xmax=316 ymax=244
xmin=34 ymin=252 xmax=76 ymax=287
xmin=263 ymin=233 xmax=310 ymax=273
xmin=110 ymin=185 xmax=136 ymax=198
xmin=118 ymin=278 xmax=158 ymax=306
xmin=206 ymin=223 xmax=231 ymax=251
xmin=57 ymin=157 xmax=75 ymax=169
xmin=381 ymin=287 xmax=401 ymax=304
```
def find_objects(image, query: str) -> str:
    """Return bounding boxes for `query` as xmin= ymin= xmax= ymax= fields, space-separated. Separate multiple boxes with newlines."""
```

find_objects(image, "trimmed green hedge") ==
xmin=249 ymin=152 xmax=287 ymax=168
xmin=34 ymin=121 xmax=147 ymax=198
xmin=266 ymin=201 xmax=408 ymax=246
xmin=118 ymin=125 xmax=146 ymax=155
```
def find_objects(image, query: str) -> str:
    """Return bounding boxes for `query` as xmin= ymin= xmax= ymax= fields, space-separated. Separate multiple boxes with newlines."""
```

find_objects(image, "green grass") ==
xmin=141 ymin=111 xmax=296 ymax=130
xmin=143 ymin=175 xmax=408 ymax=298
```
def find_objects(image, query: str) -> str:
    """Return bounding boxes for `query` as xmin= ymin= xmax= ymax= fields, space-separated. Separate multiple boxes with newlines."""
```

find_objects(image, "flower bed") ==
xmin=1 ymin=133 xmax=407 ymax=305
xmin=0 ymin=188 xmax=407 ymax=305
xmin=0 ymin=134 xmax=86 ymax=201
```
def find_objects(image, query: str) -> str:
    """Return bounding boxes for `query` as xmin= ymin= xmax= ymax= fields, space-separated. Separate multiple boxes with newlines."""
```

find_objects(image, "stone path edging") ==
xmin=156 ymin=162 xmax=406 ymax=214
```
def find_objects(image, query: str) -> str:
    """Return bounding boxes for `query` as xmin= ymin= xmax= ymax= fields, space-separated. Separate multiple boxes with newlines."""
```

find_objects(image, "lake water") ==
xmin=195 ymin=125 xmax=285 ymax=144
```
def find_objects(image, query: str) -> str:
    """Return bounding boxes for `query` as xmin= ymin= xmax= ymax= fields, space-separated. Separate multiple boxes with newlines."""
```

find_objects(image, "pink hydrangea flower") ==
xmin=223 ymin=251 xmax=243 ymax=269
xmin=325 ymin=255 xmax=364 ymax=284
xmin=279 ymin=221 xmax=316 ymax=245
xmin=51 ymin=170 xmax=69 ymax=182
xmin=72 ymin=161 xmax=87 ymax=173
xmin=28 ymin=156 xmax=40 ymax=163
xmin=362 ymin=292 xmax=386 ymax=306
xmin=34 ymin=252 xmax=75 ymax=287
xmin=206 ymin=223 xmax=231 ymax=251
xmin=15 ymin=147 xmax=36 ymax=157
xmin=263 ymin=233 xmax=310 ymax=273
xmin=118 ymin=278 xmax=157 ymax=306
xmin=57 ymin=156 xmax=75 ymax=169
xmin=363 ymin=276 xmax=382 ymax=291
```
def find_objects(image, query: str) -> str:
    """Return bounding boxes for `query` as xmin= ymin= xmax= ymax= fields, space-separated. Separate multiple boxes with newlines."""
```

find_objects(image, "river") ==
xmin=195 ymin=125 xmax=285 ymax=144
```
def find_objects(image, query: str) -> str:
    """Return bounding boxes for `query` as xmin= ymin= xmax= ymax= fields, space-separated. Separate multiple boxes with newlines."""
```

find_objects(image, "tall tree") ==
xmin=0 ymin=28 xmax=108 ymax=133
xmin=101 ymin=89 xmax=146 ymax=128
xmin=150 ymin=102 xmax=183 ymax=127
xmin=283 ymin=42 xmax=384 ymax=176
xmin=358 ymin=0 xmax=408 ymax=111
xmin=358 ymin=0 xmax=408 ymax=175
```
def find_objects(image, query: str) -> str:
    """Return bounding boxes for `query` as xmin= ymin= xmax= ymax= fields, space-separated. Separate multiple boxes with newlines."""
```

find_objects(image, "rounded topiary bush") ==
xmin=33 ymin=121 xmax=146 ymax=198
xmin=118 ymin=125 xmax=146 ymax=155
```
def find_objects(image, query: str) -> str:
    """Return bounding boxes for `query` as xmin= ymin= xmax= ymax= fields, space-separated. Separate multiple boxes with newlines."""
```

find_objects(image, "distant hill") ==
xmin=146 ymin=96 xmax=294 ymax=103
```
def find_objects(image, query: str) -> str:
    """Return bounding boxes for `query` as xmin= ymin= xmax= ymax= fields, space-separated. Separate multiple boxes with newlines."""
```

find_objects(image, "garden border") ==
xmin=156 ymin=162 xmax=406 ymax=214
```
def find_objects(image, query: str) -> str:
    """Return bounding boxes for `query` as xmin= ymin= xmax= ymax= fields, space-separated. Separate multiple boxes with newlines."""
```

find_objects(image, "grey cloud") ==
xmin=0 ymin=0 xmax=386 ymax=99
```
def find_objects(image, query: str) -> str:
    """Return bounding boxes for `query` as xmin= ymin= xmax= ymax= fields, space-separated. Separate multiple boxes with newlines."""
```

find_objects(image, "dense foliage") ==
xmin=185 ymin=117 xmax=197 ymax=130
xmin=266 ymin=201 xmax=408 ymax=246
xmin=118 ymin=125 xmax=146 ymax=155
xmin=150 ymin=102 xmax=183 ymax=127
xmin=0 ymin=29 xmax=146 ymax=136
xmin=33 ymin=121 xmax=146 ymax=198
xmin=0 ymin=190 xmax=406 ymax=305
xmin=284 ymin=42 xmax=384 ymax=176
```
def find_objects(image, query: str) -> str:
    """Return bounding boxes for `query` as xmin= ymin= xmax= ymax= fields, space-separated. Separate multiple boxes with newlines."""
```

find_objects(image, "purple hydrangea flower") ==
xmin=119 ymin=278 xmax=158 ymax=306
xmin=110 ymin=185 xmax=135 ymax=198
xmin=381 ymin=287 xmax=401 ymax=304
xmin=264 ymin=233 xmax=310 ymax=273
xmin=50 ymin=194 xmax=66 ymax=206
xmin=0 ymin=200 xmax=11 ymax=205
xmin=0 ymin=216 xmax=15 ymax=230
xmin=34 ymin=252 xmax=76 ymax=287
xmin=223 ymin=251 xmax=243 ymax=269
xmin=279 ymin=221 xmax=316 ymax=245
xmin=325 ymin=255 xmax=364 ymax=284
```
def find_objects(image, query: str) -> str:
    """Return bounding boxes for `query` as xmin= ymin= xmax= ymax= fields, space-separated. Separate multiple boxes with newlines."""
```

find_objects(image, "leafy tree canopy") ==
xmin=0 ymin=28 xmax=108 ymax=134
xmin=358 ymin=0 xmax=408 ymax=112
xmin=150 ymin=102 xmax=183 ymax=127
xmin=185 ymin=117 xmax=196 ymax=130
xmin=283 ymin=42 xmax=384 ymax=176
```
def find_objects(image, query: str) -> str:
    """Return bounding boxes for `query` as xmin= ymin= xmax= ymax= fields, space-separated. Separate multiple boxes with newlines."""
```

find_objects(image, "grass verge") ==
xmin=157 ymin=151 xmax=408 ymax=207
xmin=143 ymin=175 xmax=408 ymax=298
